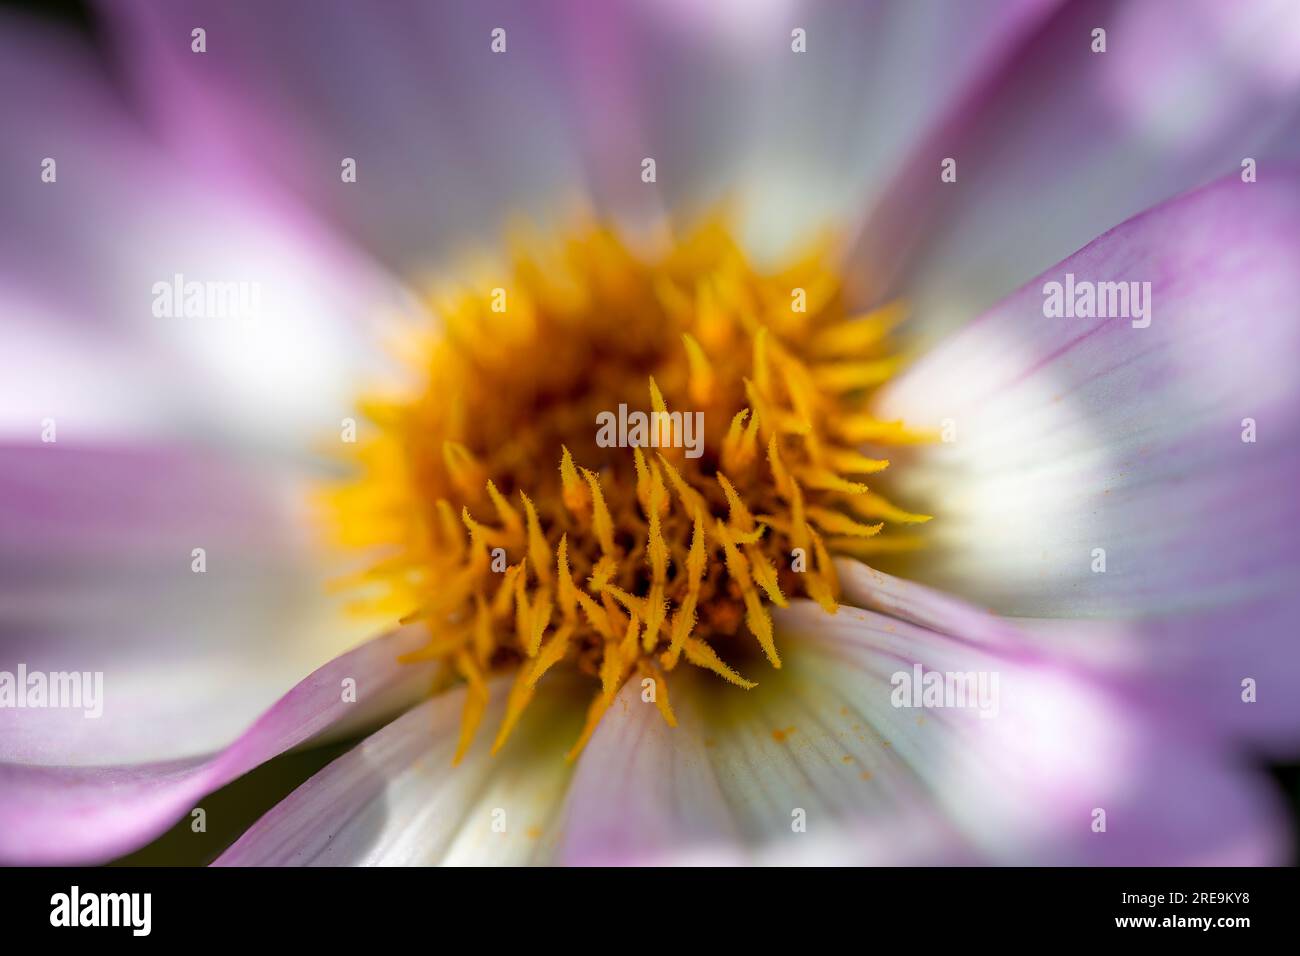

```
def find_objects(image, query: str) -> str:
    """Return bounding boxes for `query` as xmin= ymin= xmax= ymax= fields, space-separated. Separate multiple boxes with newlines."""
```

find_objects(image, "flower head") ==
xmin=2 ymin=0 xmax=1299 ymax=868
xmin=330 ymin=218 xmax=933 ymax=762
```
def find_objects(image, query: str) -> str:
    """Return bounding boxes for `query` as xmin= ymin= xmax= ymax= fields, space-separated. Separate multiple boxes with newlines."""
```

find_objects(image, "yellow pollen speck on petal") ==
xmin=328 ymin=216 xmax=929 ymax=763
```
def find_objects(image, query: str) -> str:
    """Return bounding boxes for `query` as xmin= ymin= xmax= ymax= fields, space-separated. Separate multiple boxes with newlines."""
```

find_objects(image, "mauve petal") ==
xmin=555 ymin=669 xmax=969 ymax=866
xmin=0 ymin=626 xmax=437 ymax=865
xmin=216 ymin=573 xmax=1287 ymax=866
xmin=0 ymin=443 xmax=268 ymax=560
xmin=560 ymin=567 xmax=1285 ymax=864
xmin=0 ymin=11 xmax=414 ymax=449
xmin=1257 ymin=100 xmax=1300 ymax=162
xmin=570 ymin=0 xmax=1055 ymax=252
xmin=0 ymin=444 xmax=370 ymax=766
xmin=837 ymin=563 xmax=1300 ymax=755
xmin=1010 ymin=599 xmax=1300 ymax=760
xmin=215 ymin=675 xmax=586 ymax=866
xmin=97 ymin=0 xmax=592 ymax=274
xmin=0 ymin=291 xmax=167 ymax=439
xmin=786 ymin=598 xmax=1286 ymax=864
xmin=871 ymin=173 xmax=1300 ymax=628
xmin=553 ymin=680 xmax=745 ymax=866
xmin=96 ymin=1 xmax=1064 ymax=267
xmin=852 ymin=0 xmax=1300 ymax=333
xmin=0 ymin=18 xmax=169 ymax=431
xmin=734 ymin=0 xmax=1061 ymax=260
xmin=0 ymin=11 xmax=142 ymax=328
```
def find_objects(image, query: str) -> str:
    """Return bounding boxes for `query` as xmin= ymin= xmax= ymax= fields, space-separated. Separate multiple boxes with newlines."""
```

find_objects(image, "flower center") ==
xmin=329 ymin=217 xmax=930 ymax=762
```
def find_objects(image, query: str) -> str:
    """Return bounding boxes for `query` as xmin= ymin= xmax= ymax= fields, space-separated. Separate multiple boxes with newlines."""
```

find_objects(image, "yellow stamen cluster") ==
xmin=329 ymin=218 xmax=930 ymax=762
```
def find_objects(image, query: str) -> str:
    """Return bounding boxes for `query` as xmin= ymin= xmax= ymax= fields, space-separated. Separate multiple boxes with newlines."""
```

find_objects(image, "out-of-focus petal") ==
xmin=558 ymin=572 xmax=1286 ymax=864
xmin=731 ymin=0 xmax=1062 ymax=260
xmin=96 ymin=1 xmax=1063 ymax=265
xmin=98 ymin=0 xmax=593 ymax=273
xmin=215 ymin=675 xmax=585 ymax=866
xmin=561 ymin=0 xmax=1055 ymax=251
xmin=854 ymin=0 xmax=1300 ymax=334
xmin=209 ymin=574 xmax=1286 ymax=866
xmin=0 ymin=11 xmax=417 ymax=451
xmin=870 ymin=173 xmax=1300 ymax=747
xmin=838 ymin=562 xmax=1299 ymax=753
xmin=0 ymin=626 xmax=438 ymax=865
xmin=553 ymin=680 xmax=745 ymax=866
xmin=872 ymin=173 xmax=1300 ymax=611
xmin=0 ymin=444 xmax=372 ymax=766
xmin=775 ymin=596 xmax=1285 ymax=864
xmin=1010 ymin=602 xmax=1300 ymax=759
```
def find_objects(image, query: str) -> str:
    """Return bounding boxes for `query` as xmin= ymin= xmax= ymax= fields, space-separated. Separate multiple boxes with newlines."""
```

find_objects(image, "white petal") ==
xmin=0 ymin=626 xmax=439 ymax=865
xmin=216 ymin=676 xmax=586 ymax=866
xmin=0 ymin=445 xmax=372 ymax=766
xmin=871 ymin=174 xmax=1300 ymax=619
xmin=558 ymin=573 xmax=1287 ymax=864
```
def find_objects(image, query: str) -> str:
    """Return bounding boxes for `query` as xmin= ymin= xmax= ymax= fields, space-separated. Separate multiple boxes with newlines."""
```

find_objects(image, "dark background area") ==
xmin=4 ymin=0 xmax=1298 ymax=866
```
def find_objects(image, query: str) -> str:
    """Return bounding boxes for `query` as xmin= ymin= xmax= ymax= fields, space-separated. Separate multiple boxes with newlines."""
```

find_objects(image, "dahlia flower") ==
xmin=2 ymin=0 xmax=1298 ymax=867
